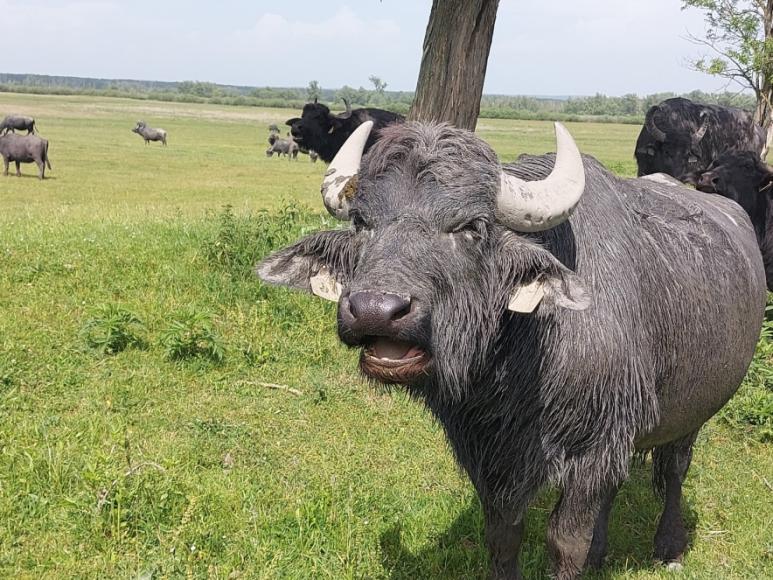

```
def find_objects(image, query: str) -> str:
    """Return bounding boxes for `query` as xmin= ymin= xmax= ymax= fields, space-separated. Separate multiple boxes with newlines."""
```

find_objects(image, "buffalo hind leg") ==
xmin=483 ymin=500 xmax=525 ymax=580
xmin=3 ymin=157 xmax=8 ymax=176
xmin=585 ymin=484 xmax=619 ymax=570
xmin=37 ymin=160 xmax=45 ymax=180
xmin=547 ymin=477 xmax=617 ymax=580
xmin=15 ymin=160 xmax=21 ymax=177
xmin=652 ymin=431 xmax=698 ymax=564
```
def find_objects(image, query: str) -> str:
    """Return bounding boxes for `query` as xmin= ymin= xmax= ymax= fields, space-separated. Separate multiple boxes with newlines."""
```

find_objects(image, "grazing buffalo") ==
xmin=258 ymin=121 xmax=765 ymax=579
xmin=132 ymin=121 xmax=167 ymax=146
xmin=266 ymin=137 xmax=299 ymax=159
xmin=0 ymin=115 xmax=36 ymax=135
xmin=635 ymin=97 xmax=765 ymax=179
xmin=285 ymin=98 xmax=403 ymax=163
xmin=0 ymin=133 xmax=52 ymax=179
xmin=689 ymin=151 xmax=773 ymax=290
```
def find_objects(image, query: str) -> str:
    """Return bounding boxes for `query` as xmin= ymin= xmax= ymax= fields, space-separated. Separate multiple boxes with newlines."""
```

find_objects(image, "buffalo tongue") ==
xmin=372 ymin=338 xmax=414 ymax=360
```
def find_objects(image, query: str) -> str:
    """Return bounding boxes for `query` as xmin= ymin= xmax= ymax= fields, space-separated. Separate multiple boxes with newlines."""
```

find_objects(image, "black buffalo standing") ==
xmin=690 ymin=151 xmax=773 ymax=290
xmin=285 ymin=98 xmax=403 ymax=163
xmin=0 ymin=115 xmax=36 ymax=135
xmin=0 ymin=133 xmax=52 ymax=179
xmin=635 ymin=97 xmax=765 ymax=179
xmin=258 ymin=121 xmax=765 ymax=579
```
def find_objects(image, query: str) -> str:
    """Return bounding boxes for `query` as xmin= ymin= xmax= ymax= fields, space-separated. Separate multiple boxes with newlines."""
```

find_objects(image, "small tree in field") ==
xmin=683 ymin=0 xmax=773 ymax=156
xmin=307 ymin=80 xmax=321 ymax=102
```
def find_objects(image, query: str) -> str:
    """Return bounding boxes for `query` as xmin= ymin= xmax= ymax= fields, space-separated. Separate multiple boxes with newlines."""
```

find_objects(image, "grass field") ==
xmin=0 ymin=92 xmax=771 ymax=579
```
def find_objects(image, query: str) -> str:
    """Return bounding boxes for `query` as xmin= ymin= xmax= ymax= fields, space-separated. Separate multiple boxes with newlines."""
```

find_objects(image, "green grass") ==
xmin=0 ymin=93 xmax=770 ymax=579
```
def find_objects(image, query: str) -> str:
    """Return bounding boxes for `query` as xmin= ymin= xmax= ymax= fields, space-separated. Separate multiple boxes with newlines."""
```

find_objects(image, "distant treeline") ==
xmin=0 ymin=73 xmax=757 ymax=124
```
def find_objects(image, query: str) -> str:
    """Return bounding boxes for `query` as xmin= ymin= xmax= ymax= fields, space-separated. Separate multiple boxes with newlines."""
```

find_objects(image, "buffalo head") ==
xmin=258 ymin=122 xmax=589 ymax=397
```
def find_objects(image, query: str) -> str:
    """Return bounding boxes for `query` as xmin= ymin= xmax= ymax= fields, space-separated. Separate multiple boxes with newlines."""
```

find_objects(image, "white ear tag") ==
xmin=309 ymin=267 xmax=342 ymax=302
xmin=507 ymin=278 xmax=545 ymax=313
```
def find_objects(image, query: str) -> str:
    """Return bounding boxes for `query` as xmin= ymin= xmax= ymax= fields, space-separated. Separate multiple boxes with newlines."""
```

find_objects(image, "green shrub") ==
xmin=159 ymin=309 xmax=225 ymax=363
xmin=80 ymin=304 xmax=147 ymax=354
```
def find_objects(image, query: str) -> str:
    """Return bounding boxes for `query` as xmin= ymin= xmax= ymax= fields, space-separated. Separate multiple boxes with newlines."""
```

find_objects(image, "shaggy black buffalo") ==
xmin=258 ymin=121 xmax=765 ymax=579
xmin=0 ymin=133 xmax=52 ymax=179
xmin=689 ymin=151 xmax=773 ymax=290
xmin=285 ymin=98 xmax=403 ymax=163
xmin=132 ymin=121 xmax=167 ymax=146
xmin=635 ymin=97 xmax=765 ymax=179
xmin=0 ymin=115 xmax=36 ymax=135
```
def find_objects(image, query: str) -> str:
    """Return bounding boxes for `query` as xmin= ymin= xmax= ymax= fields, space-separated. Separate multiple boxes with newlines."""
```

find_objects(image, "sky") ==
xmin=0 ymin=0 xmax=738 ymax=97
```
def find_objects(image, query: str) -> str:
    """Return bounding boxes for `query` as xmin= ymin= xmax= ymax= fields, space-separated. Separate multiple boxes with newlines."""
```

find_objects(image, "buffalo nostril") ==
xmin=348 ymin=291 xmax=412 ymax=323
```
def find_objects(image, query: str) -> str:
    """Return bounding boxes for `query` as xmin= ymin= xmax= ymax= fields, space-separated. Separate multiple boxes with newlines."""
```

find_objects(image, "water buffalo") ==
xmin=0 ymin=115 xmax=36 ymax=135
xmin=132 ymin=121 xmax=167 ymax=146
xmin=285 ymin=98 xmax=403 ymax=163
xmin=258 ymin=121 xmax=765 ymax=579
xmin=0 ymin=133 xmax=52 ymax=179
xmin=688 ymin=151 xmax=773 ymax=290
xmin=635 ymin=97 xmax=765 ymax=179
xmin=265 ymin=137 xmax=298 ymax=159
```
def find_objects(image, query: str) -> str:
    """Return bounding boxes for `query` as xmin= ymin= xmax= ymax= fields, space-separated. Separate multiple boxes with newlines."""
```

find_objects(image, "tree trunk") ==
xmin=756 ymin=1 xmax=773 ymax=160
xmin=408 ymin=0 xmax=500 ymax=131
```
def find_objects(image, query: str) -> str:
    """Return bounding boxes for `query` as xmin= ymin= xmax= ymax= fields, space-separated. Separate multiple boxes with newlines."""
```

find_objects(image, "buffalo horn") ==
xmin=692 ymin=110 xmax=709 ymax=147
xmin=645 ymin=106 xmax=667 ymax=142
xmin=320 ymin=120 xmax=373 ymax=219
xmin=496 ymin=122 xmax=585 ymax=232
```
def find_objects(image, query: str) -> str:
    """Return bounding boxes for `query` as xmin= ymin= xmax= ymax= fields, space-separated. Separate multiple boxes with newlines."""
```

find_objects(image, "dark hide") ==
xmin=690 ymin=151 xmax=773 ymax=290
xmin=132 ymin=121 xmax=167 ymax=146
xmin=0 ymin=115 xmax=35 ymax=135
xmin=0 ymin=133 xmax=52 ymax=179
xmin=635 ymin=97 xmax=765 ymax=179
xmin=258 ymin=123 xmax=765 ymax=578
xmin=285 ymin=101 xmax=403 ymax=163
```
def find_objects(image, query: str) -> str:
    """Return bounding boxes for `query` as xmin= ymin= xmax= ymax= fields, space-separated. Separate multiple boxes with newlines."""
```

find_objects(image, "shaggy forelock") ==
xmin=359 ymin=122 xmax=500 ymax=201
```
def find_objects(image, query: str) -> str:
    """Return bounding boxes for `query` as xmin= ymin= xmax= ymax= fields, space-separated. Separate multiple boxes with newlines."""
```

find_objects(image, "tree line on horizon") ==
xmin=0 ymin=72 xmax=757 ymax=125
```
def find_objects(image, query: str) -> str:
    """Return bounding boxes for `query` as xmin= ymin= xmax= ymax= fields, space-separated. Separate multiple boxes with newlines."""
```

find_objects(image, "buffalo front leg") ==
xmin=652 ymin=431 xmax=698 ymax=564
xmin=547 ymin=479 xmax=614 ymax=579
xmin=2 ymin=157 xmax=8 ymax=176
xmin=584 ymin=484 xmax=619 ymax=570
xmin=483 ymin=501 xmax=525 ymax=580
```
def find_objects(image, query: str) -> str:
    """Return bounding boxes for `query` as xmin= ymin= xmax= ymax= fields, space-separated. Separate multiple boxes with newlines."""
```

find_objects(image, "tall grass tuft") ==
xmin=80 ymin=304 xmax=147 ymax=355
xmin=159 ymin=309 xmax=226 ymax=363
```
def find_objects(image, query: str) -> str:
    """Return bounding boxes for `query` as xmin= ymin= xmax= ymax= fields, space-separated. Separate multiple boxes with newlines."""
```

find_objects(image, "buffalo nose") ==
xmin=348 ymin=291 xmax=411 ymax=324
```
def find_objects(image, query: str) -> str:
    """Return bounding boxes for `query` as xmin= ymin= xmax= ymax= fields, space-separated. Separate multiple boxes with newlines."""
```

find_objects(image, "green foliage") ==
xmin=202 ymin=202 xmax=334 ymax=280
xmin=721 ymin=316 xmax=773 ymax=441
xmin=306 ymin=80 xmax=321 ymax=102
xmin=80 ymin=304 xmax=147 ymax=354
xmin=159 ymin=309 xmax=226 ymax=363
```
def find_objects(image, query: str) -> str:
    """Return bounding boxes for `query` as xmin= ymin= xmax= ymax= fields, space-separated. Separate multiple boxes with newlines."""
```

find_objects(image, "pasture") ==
xmin=0 ymin=92 xmax=771 ymax=579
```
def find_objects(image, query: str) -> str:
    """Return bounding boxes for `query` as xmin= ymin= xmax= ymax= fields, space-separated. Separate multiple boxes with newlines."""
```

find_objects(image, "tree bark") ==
xmin=408 ymin=0 xmax=500 ymax=131
xmin=756 ymin=0 xmax=773 ymax=159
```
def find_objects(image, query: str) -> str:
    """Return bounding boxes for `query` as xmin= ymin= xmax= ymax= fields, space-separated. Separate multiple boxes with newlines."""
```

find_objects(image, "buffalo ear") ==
xmin=285 ymin=117 xmax=301 ymax=127
xmin=503 ymin=238 xmax=590 ymax=313
xmin=256 ymin=230 xmax=355 ymax=301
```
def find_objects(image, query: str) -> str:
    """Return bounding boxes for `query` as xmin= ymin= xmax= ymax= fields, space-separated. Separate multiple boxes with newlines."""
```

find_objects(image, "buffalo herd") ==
xmin=3 ymin=91 xmax=770 ymax=578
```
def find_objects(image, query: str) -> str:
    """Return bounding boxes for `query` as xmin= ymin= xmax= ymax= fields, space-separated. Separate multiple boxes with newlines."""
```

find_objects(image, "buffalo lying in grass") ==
xmin=258 ymin=121 xmax=765 ymax=579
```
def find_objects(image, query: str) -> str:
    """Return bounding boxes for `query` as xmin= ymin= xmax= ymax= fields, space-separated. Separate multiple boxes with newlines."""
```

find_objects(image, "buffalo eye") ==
xmin=448 ymin=219 xmax=486 ymax=241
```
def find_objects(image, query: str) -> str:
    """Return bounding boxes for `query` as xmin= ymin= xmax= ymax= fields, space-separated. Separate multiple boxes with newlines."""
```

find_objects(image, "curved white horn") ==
xmin=496 ymin=122 xmax=585 ymax=232
xmin=320 ymin=120 xmax=373 ymax=220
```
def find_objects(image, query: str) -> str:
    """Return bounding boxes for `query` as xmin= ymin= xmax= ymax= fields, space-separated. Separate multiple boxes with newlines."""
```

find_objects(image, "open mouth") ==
xmin=360 ymin=337 xmax=431 ymax=383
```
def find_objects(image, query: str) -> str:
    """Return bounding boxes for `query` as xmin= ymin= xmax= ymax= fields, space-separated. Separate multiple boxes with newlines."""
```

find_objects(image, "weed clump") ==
xmin=160 ymin=309 xmax=225 ymax=363
xmin=202 ymin=202 xmax=334 ymax=279
xmin=81 ymin=304 xmax=147 ymax=354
